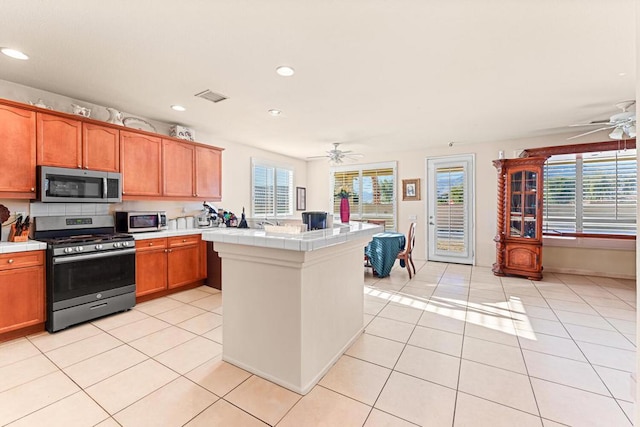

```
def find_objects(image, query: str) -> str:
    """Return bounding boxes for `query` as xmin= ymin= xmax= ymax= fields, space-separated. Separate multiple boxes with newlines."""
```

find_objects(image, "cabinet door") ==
xmin=505 ymin=243 xmax=541 ymax=274
xmin=195 ymin=146 xmax=222 ymax=200
xmin=0 ymin=265 xmax=45 ymax=334
xmin=507 ymin=169 xmax=540 ymax=240
xmin=120 ymin=131 xmax=162 ymax=197
xmin=167 ymin=244 xmax=200 ymax=289
xmin=36 ymin=112 xmax=82 ymax=168
xmin=83 ymin=123 xmax=119 ymax=172
xmin=135 ymin=248 xmax=168 ymax=296
xmin=163 ymin=139 xmax=195 ymax=197
xmin=0 ymin=104 xmax=36 ymax=197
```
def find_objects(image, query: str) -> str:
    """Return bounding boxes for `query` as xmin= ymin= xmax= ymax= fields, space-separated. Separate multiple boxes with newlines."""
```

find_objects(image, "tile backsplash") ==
xmin=0 ymin=199 xmax=214 ymax=241
xmin=29 ymin=202 xmax=111 ymax=217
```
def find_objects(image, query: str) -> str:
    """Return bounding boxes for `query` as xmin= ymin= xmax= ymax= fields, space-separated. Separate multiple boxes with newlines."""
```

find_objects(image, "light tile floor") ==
xmin=0 ymin=261 xmax=636 ymax=426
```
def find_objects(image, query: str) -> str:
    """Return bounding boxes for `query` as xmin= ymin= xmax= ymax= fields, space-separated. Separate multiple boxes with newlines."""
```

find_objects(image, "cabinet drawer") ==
xmin=168 ymin=235 xmax=200 ymax=248
xmin=135 ymin=238 xmax=168 ymax=252
xmin=0 ymin=251 xmax=44 ymax=271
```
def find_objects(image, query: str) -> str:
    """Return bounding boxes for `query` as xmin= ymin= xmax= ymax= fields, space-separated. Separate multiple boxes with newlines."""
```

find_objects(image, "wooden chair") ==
xmin=397 ymin=222 xmax=416 ymax=278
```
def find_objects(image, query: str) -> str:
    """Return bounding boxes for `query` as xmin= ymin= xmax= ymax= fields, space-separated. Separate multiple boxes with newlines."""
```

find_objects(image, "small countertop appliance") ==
xmin=302 ymin=211 xmax=328 ymax=231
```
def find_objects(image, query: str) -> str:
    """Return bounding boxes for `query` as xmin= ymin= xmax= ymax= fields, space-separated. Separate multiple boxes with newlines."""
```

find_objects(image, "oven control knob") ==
xmin=122 ymin=241 xmax=130 ymax=247
xmin=113 ymin=242 xmax=121 ymax=248
xmin=95 ymin=244 xmax=103 ymax=250
xmin=76 ymin=246 xmax=84 ymax=252
xmin=64 ymin=247 xmax=74 ymax=253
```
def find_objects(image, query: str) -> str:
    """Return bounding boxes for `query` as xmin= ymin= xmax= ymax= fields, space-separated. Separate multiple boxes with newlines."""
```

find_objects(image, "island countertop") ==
xmin=201 ymin=222 xmax=382 ymax=251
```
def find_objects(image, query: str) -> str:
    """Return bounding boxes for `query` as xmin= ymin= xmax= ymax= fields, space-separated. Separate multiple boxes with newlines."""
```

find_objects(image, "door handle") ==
xmin=429 ymin=222 xmax=435 ymax=225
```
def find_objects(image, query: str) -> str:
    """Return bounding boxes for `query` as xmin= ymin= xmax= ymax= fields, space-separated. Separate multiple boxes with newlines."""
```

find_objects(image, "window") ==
xmin=252 ymin=159 xmax=294 ymax=217
xmin=543 ymin=149 xmax=636 ymax=236
xmin=331 ymin=162 xmax=397 ymax=230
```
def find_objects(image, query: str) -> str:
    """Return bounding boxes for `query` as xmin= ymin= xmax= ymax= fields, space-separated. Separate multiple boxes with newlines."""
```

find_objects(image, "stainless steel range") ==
xmin=32 ymin=215 xmax=136 ymax=332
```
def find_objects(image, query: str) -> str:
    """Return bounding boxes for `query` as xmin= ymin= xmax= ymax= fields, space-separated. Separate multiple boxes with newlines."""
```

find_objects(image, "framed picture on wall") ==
xmin=296 ymin=187 xmax=306 ymax=211
xmin=402 ymin=179 xmax=420 ymax=201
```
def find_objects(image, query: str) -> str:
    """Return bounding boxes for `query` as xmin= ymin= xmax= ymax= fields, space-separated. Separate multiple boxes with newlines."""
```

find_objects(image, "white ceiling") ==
xmin=0 ymin=0 xmax=635 ymax=159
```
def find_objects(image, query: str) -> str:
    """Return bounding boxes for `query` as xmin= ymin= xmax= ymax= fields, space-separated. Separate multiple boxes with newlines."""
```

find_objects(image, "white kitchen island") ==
xmin=201 ymin=222 xmax=380 ymax=394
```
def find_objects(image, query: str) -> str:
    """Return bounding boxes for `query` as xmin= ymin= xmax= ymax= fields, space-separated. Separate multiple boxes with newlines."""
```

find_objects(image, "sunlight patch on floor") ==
xmin=364 ymin=286 xmax=537 ymax=340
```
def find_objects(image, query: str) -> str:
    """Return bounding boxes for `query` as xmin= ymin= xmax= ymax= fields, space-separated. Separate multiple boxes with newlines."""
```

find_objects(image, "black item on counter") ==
xmin=238 ymin=207 xmax=248 ymax=228
xmin=302 ymin=211 xmax=328 ymax=230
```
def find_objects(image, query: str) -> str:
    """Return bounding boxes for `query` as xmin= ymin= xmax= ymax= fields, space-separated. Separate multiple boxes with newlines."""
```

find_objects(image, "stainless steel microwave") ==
xmin=115 ymin=211 xmax=168 ymax=233
xmin=38 ymin=166 xmax=122 ymax=203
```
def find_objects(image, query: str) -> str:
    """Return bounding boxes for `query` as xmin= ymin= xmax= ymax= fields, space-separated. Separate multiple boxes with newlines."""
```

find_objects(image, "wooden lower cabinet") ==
xmin=135 ymin=238 xmax=168 ymax=297
xmin=504 ymin=242 xmax=542 ymax=280
xmin=135 ymin=234 xmax=207 ymax=299
xmin=0 ymin=251 xmax=45 ymax=336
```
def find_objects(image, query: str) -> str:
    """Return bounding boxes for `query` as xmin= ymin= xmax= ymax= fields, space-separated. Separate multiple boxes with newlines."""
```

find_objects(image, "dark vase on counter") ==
xmin=340 ymin=198 xmax=350 ymax=223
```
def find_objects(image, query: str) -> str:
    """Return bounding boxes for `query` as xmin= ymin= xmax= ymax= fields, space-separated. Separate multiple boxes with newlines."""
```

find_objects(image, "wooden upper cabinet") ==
xmin=120 ymin=131 xmax=162 ymax=197
xmin=195 ymin=145 xmax=222 ymax=201
xmin=0 ymin=104 xmax=36 ymax=197
xmin=162 ymin=139 xmax=195 ymax=197
xmin=82 ymin=123 xmax=119 ymax=172
xmin=36 ymin=112 xmax=82 ymax=168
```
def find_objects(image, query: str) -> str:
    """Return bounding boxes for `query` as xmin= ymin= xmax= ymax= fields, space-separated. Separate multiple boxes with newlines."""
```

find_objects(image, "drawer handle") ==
xmin=7 ymin=259 xmax=14 ymax=264
xmin=182 ymin=239 xmax=187 ymax=242
xmin=148 ymin=242 xmax=153 ymax=246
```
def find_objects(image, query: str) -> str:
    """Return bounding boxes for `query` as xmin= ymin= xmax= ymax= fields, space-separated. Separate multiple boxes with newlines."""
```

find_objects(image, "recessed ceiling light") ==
xmin=268 ymin=109 xmax=282 ymax=116
xmin=170 ymin=105 xmax=186 ymax=112
xmin=1 ymin=48 xmax=29 ymax=60
xmin=276 ymin=66 xmax=295 ymax=77
xmin=618 ymin=72 xmax=627 ymax=76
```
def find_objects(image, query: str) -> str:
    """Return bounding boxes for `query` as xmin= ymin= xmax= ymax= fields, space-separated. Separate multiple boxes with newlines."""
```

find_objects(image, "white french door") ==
xmin=427 ymin=155 xmax=475 ymax=264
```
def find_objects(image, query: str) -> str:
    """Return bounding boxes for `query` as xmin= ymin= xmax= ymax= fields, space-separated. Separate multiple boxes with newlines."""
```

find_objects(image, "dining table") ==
xmin=365 ymin=232 xmax=406 ymax=278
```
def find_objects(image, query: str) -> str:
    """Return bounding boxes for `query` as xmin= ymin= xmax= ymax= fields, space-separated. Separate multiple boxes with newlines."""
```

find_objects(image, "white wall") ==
xmin=307 ymin=134 xmax=636 ymax=278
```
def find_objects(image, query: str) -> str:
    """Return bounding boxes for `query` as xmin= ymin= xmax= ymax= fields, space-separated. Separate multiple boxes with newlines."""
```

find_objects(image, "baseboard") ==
xmin=543 ymin=266 xmax=636 ymax=281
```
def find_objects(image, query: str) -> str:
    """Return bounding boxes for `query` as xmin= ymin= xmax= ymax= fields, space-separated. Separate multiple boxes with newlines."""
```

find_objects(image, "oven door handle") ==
xmin=103 ymin=177 xmax=108 ymax=198
xmin=53 ymin=248 xmax=136 ymax=264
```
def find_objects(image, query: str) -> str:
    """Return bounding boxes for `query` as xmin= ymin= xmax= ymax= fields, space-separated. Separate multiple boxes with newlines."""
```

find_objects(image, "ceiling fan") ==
xmin=568 ymin=101 xmax=636 ymax=140
xmin=307 ymin=143 xmax=364 ymax=164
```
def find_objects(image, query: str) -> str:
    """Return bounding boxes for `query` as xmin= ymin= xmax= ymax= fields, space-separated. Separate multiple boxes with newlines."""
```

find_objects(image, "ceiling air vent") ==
xmin=194 ymin=89 xmax=227 ymax=103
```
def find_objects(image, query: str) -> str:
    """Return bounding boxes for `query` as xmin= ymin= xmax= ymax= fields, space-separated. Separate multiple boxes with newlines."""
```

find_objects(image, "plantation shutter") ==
xmin=331 ymin=163 xmax=397 ymax=231
xmin=543 ymin=150 xmax=636 ymax=235
xmin=252 ymin=159 xmax=293 ymax=217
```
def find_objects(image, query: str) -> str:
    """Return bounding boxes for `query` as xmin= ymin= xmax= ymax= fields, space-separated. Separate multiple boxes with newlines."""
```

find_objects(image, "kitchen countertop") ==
xmin=129 ymin=228 xmax=214 ymax=240
xmin=201 ymin=222 xmax=382 ymax=251
xmin=0 ymin=241 xmax=48 ymax=254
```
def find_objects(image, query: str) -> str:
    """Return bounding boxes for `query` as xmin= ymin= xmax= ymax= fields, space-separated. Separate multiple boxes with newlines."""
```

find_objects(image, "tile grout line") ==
xmin=532 ymin=274 xmax=634 ymax=425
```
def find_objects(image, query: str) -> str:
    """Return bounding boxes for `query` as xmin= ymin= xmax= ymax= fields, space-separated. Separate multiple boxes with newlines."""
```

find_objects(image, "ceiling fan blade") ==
xmin=567 ymin=125 xmax=617 ymax=140
xmin=306 ymin=155 xmax=330 ymax=159
xmin=568 ymin=121 xmax=612 ymax=127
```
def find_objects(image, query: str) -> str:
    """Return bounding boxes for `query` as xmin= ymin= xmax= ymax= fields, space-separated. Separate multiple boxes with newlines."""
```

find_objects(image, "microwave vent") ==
xmin=194 ymin=89 xmax=227 ymax=103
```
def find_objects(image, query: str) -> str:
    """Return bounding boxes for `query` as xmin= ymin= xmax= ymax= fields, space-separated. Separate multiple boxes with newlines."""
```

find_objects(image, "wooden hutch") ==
xmin=492 ymin=156 xmax=548 ymax=280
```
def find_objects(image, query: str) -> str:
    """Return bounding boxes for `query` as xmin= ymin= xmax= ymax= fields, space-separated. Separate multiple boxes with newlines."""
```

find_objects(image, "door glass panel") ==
xmin=435 ymin=166 xmax=466 ymax=254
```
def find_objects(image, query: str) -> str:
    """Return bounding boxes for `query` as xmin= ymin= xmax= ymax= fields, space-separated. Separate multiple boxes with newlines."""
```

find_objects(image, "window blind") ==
xmin=252 ymin=160 xmax=293 ymax=217
xmin=543 ymin=149 xmax=636 ymax=235
xmin=331 ymin=163 xmax=396 ymax=231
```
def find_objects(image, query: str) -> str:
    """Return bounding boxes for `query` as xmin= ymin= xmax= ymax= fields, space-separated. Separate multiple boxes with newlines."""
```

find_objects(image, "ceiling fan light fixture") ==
xmin=268 ymin=109 xmax=281 ymax=116
xmin=609 ymin=127 xmax=624 ymax=140
xmin=1 ymin=47 xmax=29 ymax=60
xmin=628 ymin=125 xmax=636 ymax=138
